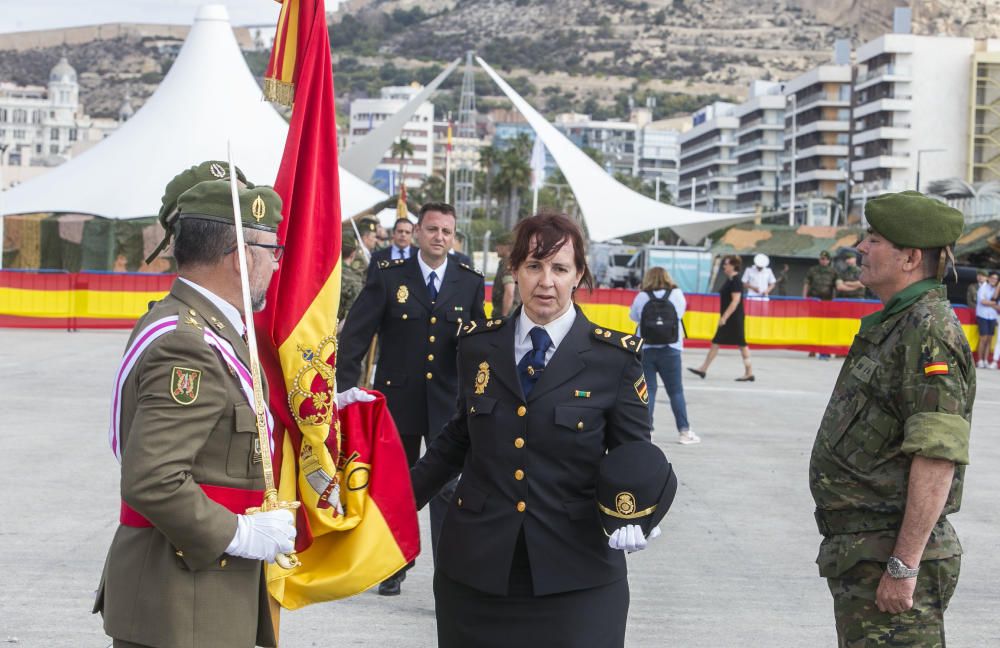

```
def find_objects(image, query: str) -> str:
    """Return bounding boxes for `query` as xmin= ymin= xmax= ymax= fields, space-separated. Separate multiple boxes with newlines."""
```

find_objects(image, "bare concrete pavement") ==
xmin=1 ymin=329 xmax=997 ymax=647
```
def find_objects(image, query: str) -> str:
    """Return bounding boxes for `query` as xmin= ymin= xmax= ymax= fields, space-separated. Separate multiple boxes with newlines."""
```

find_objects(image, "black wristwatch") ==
xmin=886 ymin=556 xmax=919 ymax=579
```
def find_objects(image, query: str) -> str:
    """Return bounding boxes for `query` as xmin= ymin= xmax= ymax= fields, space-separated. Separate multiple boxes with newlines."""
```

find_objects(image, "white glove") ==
xmin=608 ymin=524 xmax=661 ymax=552
xmin=226 ymin=509 xmax=296 ymax=563
xmin=336 ymin=387 xmax=376 ymax=409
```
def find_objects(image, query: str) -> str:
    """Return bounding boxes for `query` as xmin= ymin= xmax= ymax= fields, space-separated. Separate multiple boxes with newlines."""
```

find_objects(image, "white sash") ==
xmin=108 ymin=316 xmax=274 ymax=462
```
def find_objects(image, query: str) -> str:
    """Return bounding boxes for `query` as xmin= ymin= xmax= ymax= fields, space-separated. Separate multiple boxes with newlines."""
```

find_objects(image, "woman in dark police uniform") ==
xmin=410 ymin=212 xmax=655 ymax=647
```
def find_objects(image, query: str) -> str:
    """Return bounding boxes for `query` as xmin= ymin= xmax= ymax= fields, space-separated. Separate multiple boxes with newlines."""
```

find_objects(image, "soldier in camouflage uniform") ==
xmin=339 ymin=230 xmax=365 ymax=322
xmin=809 ymin=191 xmax=974 ymax=648
xmin=836 ymin=252 xmax=867 ymax=299
xmin=803 ymin=250 xmax=838 ymax=300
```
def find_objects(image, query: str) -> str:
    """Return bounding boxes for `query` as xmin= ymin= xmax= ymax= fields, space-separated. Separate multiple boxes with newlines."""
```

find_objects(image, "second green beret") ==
xmin=864 ymin=190 xmax=963 ymax=248
xmin=158 ymin=161 xmax=253 ymax=228
xmin=177 ymin=180 xmax=283 ymax=232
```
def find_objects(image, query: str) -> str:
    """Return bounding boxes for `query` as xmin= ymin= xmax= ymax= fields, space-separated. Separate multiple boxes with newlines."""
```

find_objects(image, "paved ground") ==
xmin=1 ymin=329 xmax=998 ymax=647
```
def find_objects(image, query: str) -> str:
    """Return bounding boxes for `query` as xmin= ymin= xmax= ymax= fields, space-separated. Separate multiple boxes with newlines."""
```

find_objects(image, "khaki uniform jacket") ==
xmin=94 ymin=280 xmax=276 ymax=648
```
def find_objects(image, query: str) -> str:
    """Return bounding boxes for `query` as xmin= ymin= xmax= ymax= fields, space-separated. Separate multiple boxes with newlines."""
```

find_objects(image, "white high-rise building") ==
xmin=678 ymin=102 xmax=738 ymax=212
xmin=852 ymin=34 xmax=974 ymax=196
xmin=733 ymin=83 xmax=786 ymax=213
xmin=348 ymin=84 xmax=435 ymax=191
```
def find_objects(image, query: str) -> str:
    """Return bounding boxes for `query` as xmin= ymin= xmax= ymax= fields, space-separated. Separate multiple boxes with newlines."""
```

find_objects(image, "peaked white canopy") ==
xmin=2 ymin=4 xmax=386 ymax=220
xmin=477 ymin=57 xmax=755 ymax=244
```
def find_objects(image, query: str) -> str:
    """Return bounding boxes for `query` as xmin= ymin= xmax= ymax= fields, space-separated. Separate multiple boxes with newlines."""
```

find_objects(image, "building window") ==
xmin=13 ymin=129 xmax=24 ymax=140
xmin=51 ymin=127 xmax=59 ymax=140
xmin=0 ymin=108 xmax=6 ymax=122
xmin=12 ymin=109 xmax=27 ymax=124
xmin=0 ymin=129 xmax=4 ymax=138
xmin=32 ymin=110 xmax=42 ymax=124
xmin=50 ymin=144 xmax=59 ymax=154
xmin=68 ymin=128 xmax=77 ymax=141
xmin=36 ymin=143 xmax=43 ymax=154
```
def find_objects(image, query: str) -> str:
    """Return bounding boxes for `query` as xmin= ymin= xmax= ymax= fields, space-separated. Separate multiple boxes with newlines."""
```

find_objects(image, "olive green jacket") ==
xmin=809 ymin=283 xmax=974 ymax=578
xmin=94 ymin=280 xmax=275 ymax=648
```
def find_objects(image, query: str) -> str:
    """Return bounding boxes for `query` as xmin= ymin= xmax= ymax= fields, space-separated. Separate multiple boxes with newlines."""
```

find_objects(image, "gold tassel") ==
xmin=264 ymin=78 xmax=295 ymax=107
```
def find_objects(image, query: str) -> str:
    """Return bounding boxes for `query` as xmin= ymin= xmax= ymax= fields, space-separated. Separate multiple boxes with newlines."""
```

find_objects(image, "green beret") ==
xmin=177 ymin=180 xmax=283 ymax=232
xmin=818 ymin=250 xmax=830 ymax=259
xmin=158 ymin=161 xmax=253 ymax=228
xmin=864 ymin=191 xmax=964 ymax=248
xmin=355 ymin=217 xmax=378 ymax=233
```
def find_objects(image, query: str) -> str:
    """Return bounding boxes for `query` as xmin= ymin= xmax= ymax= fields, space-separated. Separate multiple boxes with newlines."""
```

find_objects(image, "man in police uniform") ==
xmin=337 ymin=201 xmax=486 ymax=595
xmin=809 ymin=190 xmax=974 ymax=647
xmin=94 ymin=175 xmax=297 ymax=648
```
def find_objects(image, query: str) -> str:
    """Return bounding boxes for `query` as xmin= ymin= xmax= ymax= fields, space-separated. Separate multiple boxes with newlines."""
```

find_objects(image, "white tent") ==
xmin=477 ymin=57 xmax=755 ymax=244
xmin=1 ymin=4 xmax=386 ymax=221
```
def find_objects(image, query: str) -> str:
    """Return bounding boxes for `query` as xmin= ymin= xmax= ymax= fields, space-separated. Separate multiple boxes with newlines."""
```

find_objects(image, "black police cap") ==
xmin=597 ymin=441 xmax=677 ymax=536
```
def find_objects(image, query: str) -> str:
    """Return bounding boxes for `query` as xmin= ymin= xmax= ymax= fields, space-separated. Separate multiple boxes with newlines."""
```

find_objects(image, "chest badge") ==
xmin=396 ymin=285 xmax=409 ymax=304
xmin=474 ymin=361 xmax=490 ymax=395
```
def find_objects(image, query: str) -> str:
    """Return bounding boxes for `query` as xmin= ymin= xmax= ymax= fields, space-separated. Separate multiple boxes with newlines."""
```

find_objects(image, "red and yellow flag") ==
xmin=396 ymin=183 xmax=408 ymax=221
xmin=257 ymin=0 xmax=419 ymax=609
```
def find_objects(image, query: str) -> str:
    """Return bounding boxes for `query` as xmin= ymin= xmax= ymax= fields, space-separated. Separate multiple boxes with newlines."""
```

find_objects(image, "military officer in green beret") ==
xmin=809 ymin=190 xmax=974 ymax=647
xmin=339 ymin=228 xmax=366 ymax=323
xmin=95 ymin=176 xmax=296 ymax=648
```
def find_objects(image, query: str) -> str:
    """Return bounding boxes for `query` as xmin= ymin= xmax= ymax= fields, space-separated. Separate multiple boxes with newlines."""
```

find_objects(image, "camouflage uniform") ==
xmin=809 ymin=280 xmax=974 ymax=647
xmin=339 ymin=259 xmax=366 ymax=320
xmin=805 ymin=264 xmax=838 ymax=300
xmin=837 ymin=264 xmax=866 ymax=299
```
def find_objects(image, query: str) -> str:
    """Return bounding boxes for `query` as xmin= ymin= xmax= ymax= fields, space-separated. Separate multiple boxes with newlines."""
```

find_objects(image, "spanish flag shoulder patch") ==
xmin=923 ymin=362 xmax=949 ymax=376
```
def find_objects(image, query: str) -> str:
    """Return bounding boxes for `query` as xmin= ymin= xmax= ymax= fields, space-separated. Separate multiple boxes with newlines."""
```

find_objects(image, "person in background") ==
xmin=630 ymin=267 xmax=697 ymax=445
xmin=742 ymin=253 xmax=776 ymax=300
xmin=338 ymin=230 xmax=365 ymax=327
xmin=450 ymin=230 xmax=473 ymax=267
xmin=375 ymin=223 xmax=390 ymax=250
xmin=836 ymin=252 xmax=866 ymax=299
xmin=965 ymin=269 xmax=986 ymax=310
xmin=804 ymin=251 xmax=838 ymax=359
xmin=978 ymin=271 xmax=1000 ymax=368
xmin=689 ymin=255 xmax=755 ymax=382
xmin=368 ymin=218 xmax=417 ymax=280
xmin=491 ymin=231 xmax=519 ymax=318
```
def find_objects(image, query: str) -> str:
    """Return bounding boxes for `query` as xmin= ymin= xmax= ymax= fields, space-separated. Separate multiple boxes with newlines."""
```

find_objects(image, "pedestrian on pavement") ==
xmin=95 ymin=172 xmax=297 ymax=647
xmin=689 ymin=255 xmax=755 ymax=382
xmin=629 ymin=267 xmax=697 ymax=444
xmin=336 ymin=201 xmax=486 ymax=596
xmin=410 ymin=211 xmax=656 ymax=647
xmin=742 ymin=253 xmax=776 ymax=300
xmin=804 ymin=250 xmax=838 ymax=359
xmin=975 ymin=271 xmax=998 ymax=368
xmin=809 ymin=190 xmax=974 ymax=647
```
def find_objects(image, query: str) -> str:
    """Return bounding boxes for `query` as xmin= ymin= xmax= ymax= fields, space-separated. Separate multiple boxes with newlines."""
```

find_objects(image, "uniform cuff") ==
xmin=902 ymin=412 xmax=970 ymax=465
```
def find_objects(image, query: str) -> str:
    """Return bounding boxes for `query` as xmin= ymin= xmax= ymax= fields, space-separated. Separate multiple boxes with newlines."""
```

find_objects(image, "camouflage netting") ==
xmin=1 ymin=214 xmax=174 ymax=273
xmin=710 ymin=223 xmax=864 ymax=259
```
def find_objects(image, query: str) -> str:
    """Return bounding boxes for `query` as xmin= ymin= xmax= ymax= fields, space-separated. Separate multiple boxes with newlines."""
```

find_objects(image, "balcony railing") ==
xmin=856 ymin=64 xmax=912 ymax=85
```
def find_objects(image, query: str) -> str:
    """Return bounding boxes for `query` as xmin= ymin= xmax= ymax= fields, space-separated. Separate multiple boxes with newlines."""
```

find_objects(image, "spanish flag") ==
xmin=397 ymin=183 xmax=408 ymax=221
xmin=257 ymin=0 xmax=419 ymax=609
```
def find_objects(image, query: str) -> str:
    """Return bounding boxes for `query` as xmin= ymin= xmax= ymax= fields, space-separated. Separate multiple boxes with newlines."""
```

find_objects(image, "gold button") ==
xmin=457 ymin=497 xmax=463 ymax=507
xmin=514 ymin=437 xmax=525 ymax=448
xmin=514 ymin=469 xmax=524 ymax=481
xmin=517 ymin=405 xmax=527 ymax=417
xmin=426 ymin=372 xmax=433 ymax=380
xmin=577 ymin=421 xmax=584 ymax=430
xmin=429 ymin=335 xmax=436 ymax=343
xmin=402 ymin=313 xmax=408 ymax=320
xmin=427 ymin=354 xmax=434 ymax=361
xmin=430 ymin=316 xmax=437 ymax=324
xmin=220 ymin=558 xmax=228 ymax=568
xmin=516 ymin=501 xmax=526 ymax=512
xmin=386 ymin=379 xmax=392 ymax=386
xmin=595 ymin=328 xmax=603 ymax=335
xmin=175 ymin=549 xmax=184 ymax=557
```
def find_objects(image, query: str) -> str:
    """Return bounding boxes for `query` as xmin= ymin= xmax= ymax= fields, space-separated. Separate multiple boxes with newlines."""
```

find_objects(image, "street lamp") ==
xmin=915 ymin=148 xmax=945 ymax=193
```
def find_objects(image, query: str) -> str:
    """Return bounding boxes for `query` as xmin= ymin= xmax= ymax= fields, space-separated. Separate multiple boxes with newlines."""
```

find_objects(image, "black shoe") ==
xmin=378 ymin=572 xmax=404 ymax=596
xmin=735 ymin=375 xmax=755 ymax=382
xmin=687 ymin=368 xmax=706 ymax=379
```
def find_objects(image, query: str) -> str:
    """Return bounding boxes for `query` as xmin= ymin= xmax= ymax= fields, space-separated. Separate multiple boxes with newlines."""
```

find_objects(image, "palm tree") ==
xmin=390 ymin=137 xmax=414 ymax=193
xmin=494 ymin=144 xmax=532 ymax=229
xmin=479 ymin=145 xmax=499 ymax=218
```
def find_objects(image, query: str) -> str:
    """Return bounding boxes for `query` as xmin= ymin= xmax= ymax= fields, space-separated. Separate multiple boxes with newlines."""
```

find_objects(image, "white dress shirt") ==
xmin=513 ymin=303 xmax=577 ymax=365
xmin=417 ymin=252 xmax=448 ymax=295
xmin=742 ymin=266 xmax=776 ymax=299
xmin=179 ymin=277 xmax=245 ymax=336
xmin=391 ymin=245 xmax=412 ymax=260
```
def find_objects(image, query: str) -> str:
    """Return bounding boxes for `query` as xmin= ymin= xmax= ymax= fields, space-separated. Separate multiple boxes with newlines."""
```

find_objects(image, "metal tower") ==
xmin=454 ymin=51 xmax=478 ymax=231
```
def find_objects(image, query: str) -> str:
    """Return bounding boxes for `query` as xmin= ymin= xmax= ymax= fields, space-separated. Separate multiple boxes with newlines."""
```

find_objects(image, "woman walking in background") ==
xmin=688 ymin=255 xmax=755 ymax=382
xmin=630 ymin=267 xmax=698 ymax=444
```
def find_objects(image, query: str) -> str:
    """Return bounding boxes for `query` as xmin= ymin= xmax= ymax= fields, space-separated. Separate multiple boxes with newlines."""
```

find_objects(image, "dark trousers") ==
xmin=641 ymin=346 xmax=689 ymax=432
xmin=401 ymin=434 xmax=456 ymax=565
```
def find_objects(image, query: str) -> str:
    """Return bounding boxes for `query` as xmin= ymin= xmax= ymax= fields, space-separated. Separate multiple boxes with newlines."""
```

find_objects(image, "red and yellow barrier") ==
xmin=1 ymin=271 xmax=978 ymax=353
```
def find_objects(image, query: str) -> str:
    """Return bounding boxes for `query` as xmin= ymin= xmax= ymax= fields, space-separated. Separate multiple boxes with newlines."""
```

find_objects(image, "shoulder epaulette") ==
xmin=460 ymin=317 xmax=506 ymax=337
xmin=458 ymin=262 xmax=484 ymax=277
xmin=377 ymin=258 xmax=406 ymax=270
xmin=592 ymin=326 xmax=643 ymax=355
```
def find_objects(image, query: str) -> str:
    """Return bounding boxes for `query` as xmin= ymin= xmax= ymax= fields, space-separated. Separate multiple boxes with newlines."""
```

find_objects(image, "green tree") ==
xmin=390 ymin=137 xmax=414 ymax=192
xmin=493 ymin=134 xmax=534 ymax=228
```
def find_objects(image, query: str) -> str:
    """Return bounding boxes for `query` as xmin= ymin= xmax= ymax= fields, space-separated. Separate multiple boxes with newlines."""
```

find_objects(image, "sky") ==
xmin=0 ymin=1 xmax=303 ymax=34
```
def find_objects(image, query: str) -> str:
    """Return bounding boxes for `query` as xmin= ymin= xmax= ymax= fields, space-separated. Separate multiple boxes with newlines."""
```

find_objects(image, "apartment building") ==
xmin=969 ymin=40 xmax=1000 ymax=184
xmin=782 ymin=65 xmax=852 ymax=211
xmin=852 ymin=33 xmax=973 ymax=196
xmin=733 ymin=82 xmax=785 ymax=213
xmin=678 ymin=102 xmax=738 ymax=212
xmin=348 ymin=85 xmax=435 ymax=191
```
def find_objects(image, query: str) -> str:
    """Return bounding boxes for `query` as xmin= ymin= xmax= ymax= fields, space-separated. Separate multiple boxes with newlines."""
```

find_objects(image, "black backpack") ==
xmin=639 ymin=290 xmax=679 ymax=345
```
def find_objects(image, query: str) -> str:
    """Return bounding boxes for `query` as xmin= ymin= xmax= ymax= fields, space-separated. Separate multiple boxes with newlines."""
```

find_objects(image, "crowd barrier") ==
xmin=0 ymin=271 xmax=978 ymax=354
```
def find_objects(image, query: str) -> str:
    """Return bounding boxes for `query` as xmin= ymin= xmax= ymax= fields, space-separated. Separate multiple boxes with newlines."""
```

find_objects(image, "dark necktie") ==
xmin=396 ymin=246 xmax=407 ymax=260
xmin=517 ymin=326 xmax=552 ymax=397
xmin=427 ymin=270 xmax=438 ymax=302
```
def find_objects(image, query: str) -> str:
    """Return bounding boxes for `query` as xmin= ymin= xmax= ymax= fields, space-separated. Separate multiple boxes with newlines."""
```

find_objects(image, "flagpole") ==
xmin=227 ymin=141 xmax=300 ymax=571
